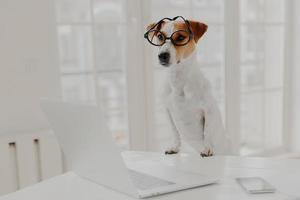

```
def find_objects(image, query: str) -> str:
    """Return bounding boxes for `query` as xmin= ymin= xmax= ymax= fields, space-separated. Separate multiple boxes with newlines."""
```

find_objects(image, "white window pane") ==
xmin=240 ymin=89 xmax=284 ymax=155
xmin=241 ymin=25 xmax=265 ymax=63
xmin=57 ymin=26 xmax=93 ymax=73
xmin=150 ymin=0 xmax=191 ymax=20
xmin=150 ymin=0 xmax=223 ymax=23
xmin=55 ymin=1 xmax=129 ymax=149
xmin=239 ymin=1 xmax=285 ymax=155
xmin=240 ymin=0 xmax=285 ymax=23
xmin=94 ymin=25 xmax=126 ymax=71
xmin=55 ymin=0 xmax=91 ymax=23
xmin=197 ymin=25 xmax=224 ymax=65
xmin=192 ymin=0 xmax=224 ymax=23
xmin=93 ymin=0 xmax=126 ymax=23
xmin=240 ymin=92 xmax=264 ymax=154
xmin=264 ymin=0 xmax=285 ymax=23
xmin=264 ymin=26 xmax=284 ymax=89
xmin=264 ymin=91 xmax=283 ymax=149
xmin=241 ymin=25 xmax=284 ymax=90
xmin=97 ymin=73 xmax=128 ymax=148
xmin=61 ymin=75 xmax=96 ymax=103
xmin=240 ymin=0 xmax=264 ymax=23
xmin=241 ymin=64 xmax=264 ymax=92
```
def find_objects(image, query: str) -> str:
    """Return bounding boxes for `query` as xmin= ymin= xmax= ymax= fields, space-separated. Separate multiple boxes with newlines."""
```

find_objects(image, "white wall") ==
xmin=0 ymin=0 xmax=61 ymax=135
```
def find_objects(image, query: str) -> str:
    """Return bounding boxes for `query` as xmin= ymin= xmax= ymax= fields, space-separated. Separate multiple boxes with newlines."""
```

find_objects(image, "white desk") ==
xmin=1 ymin=151 xmax=300 ymax=200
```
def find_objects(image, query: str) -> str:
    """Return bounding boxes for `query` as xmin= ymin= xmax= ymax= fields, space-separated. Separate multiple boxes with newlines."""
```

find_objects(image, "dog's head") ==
xmin=145 ymin=17 xmax=207 ymax=67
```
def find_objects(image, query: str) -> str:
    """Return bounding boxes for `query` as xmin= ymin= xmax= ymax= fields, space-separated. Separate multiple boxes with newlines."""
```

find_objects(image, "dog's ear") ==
xmin=146 ymin=21 xmax=165 ymax=31
xmin=146 ymin=23 xmax=156 ymax=31
xmin=188 ymin=20 xmax=208 ymax=43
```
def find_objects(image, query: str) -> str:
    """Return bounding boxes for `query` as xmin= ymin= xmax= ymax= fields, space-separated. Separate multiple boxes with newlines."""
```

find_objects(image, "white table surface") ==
xmin=1 ymin=151 xmax=300 ymax=200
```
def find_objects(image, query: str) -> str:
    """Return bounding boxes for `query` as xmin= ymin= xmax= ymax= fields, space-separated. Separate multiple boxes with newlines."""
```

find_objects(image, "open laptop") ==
xmin=41 ymin=100 xmax=218 ymax=198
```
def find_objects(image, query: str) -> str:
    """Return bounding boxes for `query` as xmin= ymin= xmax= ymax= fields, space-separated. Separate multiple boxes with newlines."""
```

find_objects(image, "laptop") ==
xmin=41 ymin=100 xmax=218 ymax=198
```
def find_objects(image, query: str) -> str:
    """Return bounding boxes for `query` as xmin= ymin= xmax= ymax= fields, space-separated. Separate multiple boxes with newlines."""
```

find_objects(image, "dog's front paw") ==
xmin=200 ymin=148 xmax=214 ymax=157
xmin=165 ymin=147 xmax=179 ymax=155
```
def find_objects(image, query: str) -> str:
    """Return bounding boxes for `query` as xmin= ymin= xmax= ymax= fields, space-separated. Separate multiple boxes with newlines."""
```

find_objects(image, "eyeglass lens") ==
xmin=146 ymin=30 xmax=190 ymax=46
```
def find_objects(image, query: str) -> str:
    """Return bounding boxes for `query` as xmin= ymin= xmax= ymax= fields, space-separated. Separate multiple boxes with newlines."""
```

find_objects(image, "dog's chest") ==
xmin=168 ymin=68 xmax=187 ymax=96
xmin=163 ymin=67 xmax=208 ymax=135
xmin=165 ymin=84 xmax=206 ymax=133
xmin=166 ymin=93 xmax=206 ymax=138
xmin=165 ymin=67 xmax=206 ymax=109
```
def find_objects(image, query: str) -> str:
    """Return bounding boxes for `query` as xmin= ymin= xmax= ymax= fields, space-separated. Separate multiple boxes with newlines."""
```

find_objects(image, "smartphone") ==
xmin=236 ymin=177 xmax=276 ymax=194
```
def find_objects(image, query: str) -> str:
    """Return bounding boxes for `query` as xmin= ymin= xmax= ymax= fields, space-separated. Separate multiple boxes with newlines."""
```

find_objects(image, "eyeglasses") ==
xmin=144 ymin=16 xmax=193 ymax=46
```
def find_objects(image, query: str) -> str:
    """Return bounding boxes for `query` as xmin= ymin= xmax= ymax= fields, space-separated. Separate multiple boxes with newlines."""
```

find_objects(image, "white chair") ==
xmin=0 ymin=130 xmax=63 ymax=195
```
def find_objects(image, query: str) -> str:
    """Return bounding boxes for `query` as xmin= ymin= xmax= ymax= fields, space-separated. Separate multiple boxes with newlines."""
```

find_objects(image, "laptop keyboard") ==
xmin=128 ymin=169 xmax=175 ymax=190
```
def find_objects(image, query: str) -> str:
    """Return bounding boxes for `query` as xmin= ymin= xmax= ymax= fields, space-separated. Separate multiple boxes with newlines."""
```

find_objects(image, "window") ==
xmin=55 ymin=0 xmax=129 ymax=148
xmin=239 ymin=0 xmax=286 ymax=155
xmin=54 ymin=0 xmax=290 ymax=155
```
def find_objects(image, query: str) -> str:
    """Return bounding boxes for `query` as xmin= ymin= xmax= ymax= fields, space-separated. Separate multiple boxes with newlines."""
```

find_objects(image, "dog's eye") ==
xmin=157 ymin=34 xmax=164 ymax=41
xmin=176 ymin=35 xmax=185 ymax=41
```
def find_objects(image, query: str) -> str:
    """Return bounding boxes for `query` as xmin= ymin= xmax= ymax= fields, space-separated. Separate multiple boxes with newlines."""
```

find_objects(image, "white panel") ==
xmin=39 ymin=132 xmax=63 ymax=179
xmin=0 ymin=0 xmax=61 ymax=136
xmin=291 ymin=0 xmax=300 ymax=151
xmin=224 ymin=0 xmax=241 ymax=154
xmin=0 ymin=139 xmax=18 ymax=194
xmin=126 ymin=0 xmax=148 ymax=150
xmin=15 ymin=137 xmax=40 ymax=188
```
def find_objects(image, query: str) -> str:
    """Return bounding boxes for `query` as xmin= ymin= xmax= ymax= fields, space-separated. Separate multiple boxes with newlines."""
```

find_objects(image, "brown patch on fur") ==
xmin=188 ymin=20 xmax=208 ymax=43
xmin=173 ymin=22 xmax=196 ymax=61
xmin=173 ymin=20 xmax=207 ymax=62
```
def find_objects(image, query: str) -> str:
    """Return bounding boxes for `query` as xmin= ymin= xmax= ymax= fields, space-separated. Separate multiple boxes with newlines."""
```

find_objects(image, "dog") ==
xmin=145 ymin=16 xmax=232 ymax=156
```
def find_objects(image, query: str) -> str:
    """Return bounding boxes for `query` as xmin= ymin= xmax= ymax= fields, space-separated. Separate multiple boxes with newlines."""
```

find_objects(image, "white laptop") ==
xmin=41 ymin=100 xmax=218 ymax=198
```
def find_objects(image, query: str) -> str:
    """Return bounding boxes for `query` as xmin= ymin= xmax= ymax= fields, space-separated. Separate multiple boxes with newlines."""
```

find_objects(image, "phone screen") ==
xmin=236 ymin=177 xmax=276 ymax=194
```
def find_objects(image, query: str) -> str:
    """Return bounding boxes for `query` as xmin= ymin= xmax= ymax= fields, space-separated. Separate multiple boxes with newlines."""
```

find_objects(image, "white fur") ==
xmin=158 ymin=21 xmax=232 ymax=155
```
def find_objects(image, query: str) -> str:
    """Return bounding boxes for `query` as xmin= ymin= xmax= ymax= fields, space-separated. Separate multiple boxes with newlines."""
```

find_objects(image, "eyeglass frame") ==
xmin=144 ymin=16 xmax=193 ymax=47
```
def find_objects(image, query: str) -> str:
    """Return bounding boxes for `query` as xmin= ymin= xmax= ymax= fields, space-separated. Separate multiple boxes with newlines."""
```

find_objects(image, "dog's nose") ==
xmin=158 ymin=52 xmax=170 ymax=64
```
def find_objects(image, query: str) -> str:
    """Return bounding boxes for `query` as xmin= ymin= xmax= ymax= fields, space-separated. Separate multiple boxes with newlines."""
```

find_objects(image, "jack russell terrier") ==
xmin=144 ymin=16 xmax=232 ymax=157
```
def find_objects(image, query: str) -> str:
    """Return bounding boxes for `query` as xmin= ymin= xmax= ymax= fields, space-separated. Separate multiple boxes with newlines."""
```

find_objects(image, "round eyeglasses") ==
xmin=145 ymin=29 xmax=191 ymax=46
xmin=144 ymin=16 xmax=193 ymax=47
